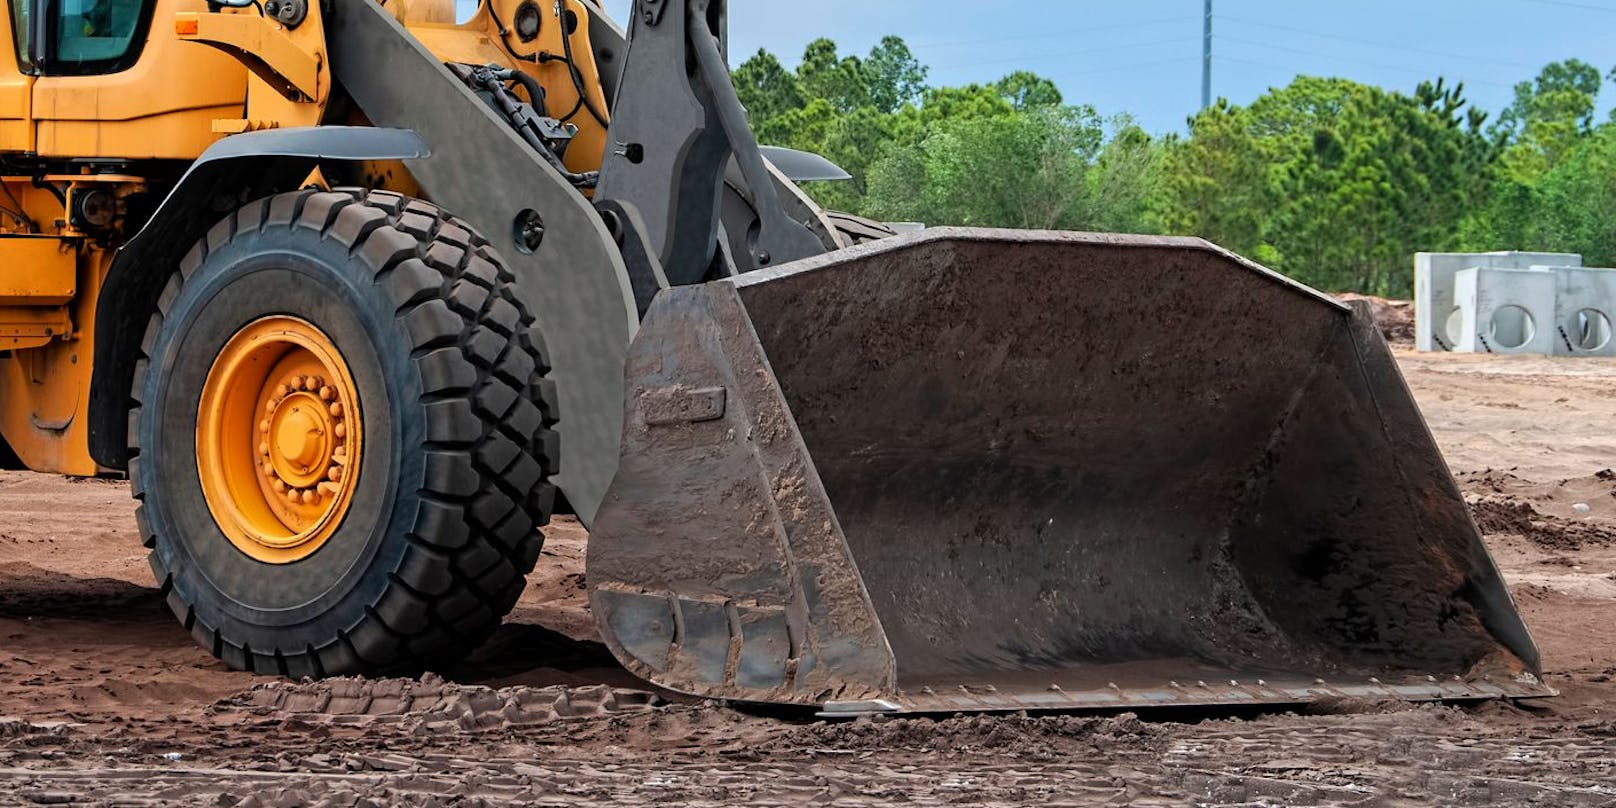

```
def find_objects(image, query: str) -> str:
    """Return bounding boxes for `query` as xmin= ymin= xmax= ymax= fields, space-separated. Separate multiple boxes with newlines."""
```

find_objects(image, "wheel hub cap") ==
xmin=197 ymin=317 xmax=364 ymax=564
xmin=265 ymin=384 xmax=342 ymax=492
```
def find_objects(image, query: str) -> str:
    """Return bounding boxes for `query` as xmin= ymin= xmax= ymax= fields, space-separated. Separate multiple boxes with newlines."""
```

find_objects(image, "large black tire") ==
xmin=131 ymin=188 xmax=557 ymax=677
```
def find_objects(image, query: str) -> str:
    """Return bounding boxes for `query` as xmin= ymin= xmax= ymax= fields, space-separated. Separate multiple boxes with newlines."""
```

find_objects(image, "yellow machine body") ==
xmin=0 ymin=0 xmax=611 ymax=474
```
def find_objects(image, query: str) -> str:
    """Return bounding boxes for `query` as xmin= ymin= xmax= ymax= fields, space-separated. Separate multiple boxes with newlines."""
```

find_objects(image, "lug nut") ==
xmin=329 ymin=402 xmax=343 ymax=417
xmin=319 ymin=386 xmax=334 ymax=401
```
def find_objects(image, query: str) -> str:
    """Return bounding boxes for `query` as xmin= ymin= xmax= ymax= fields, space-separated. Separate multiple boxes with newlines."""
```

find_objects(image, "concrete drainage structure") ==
xmin=1551 ymin=267 xmax=1616 ymax=355
xmin=1415 ymin=252 xmax=1616 ymax=356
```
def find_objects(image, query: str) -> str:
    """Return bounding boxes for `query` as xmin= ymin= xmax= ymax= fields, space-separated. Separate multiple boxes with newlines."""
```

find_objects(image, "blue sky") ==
xmin=570 ymin=1 xmax=1616 ymax=134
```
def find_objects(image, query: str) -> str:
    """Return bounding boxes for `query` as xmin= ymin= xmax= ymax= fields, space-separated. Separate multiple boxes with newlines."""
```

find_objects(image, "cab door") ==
xmin=0 ymin=0 xmax=35 ymax=152
xmin=27 ymin=0 xmax=245 ymax=160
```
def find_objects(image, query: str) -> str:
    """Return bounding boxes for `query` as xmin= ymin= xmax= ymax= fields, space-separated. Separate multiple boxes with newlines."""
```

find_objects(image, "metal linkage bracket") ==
xmin=596 ymin=0 xmax=827 ymax=287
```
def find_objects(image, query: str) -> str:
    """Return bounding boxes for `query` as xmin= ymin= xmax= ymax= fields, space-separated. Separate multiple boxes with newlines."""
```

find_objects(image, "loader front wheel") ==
xmin=131 ymin=188 xmax=557 ymax=677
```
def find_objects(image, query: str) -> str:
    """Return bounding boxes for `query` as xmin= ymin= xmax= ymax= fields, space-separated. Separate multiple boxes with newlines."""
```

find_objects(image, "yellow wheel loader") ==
xmin=0 ymin=0 xmax=1550 ymax=714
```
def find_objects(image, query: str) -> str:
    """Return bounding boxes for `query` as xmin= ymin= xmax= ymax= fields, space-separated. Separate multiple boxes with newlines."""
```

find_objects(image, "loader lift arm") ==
xmin=324 ymin=0 xmax=842 ymax=523
xmin=593 ymin=0 xmax=826 ymax=288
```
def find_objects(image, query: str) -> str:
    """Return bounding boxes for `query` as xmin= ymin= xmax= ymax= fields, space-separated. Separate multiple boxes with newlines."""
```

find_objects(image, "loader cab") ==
xmin=0 ymin=0 xmax=246 ymax=479
xmin=0 ymin=0 xmax=245 ymax=158
xmin=12 ymin=0 xmax=155 ymax=75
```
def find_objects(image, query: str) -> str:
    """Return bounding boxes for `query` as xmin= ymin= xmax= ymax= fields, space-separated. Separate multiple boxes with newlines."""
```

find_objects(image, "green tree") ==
xmin=1497 ymin=58 xmax=1601 ymax=139
xmin=1459 ymin=60 xmax=1606 ymax=257
xmin=995 ymin=71 xmax=1064 ymax=111
xmin=1494 ymin=59 xmax=1601 ymax=182
xmin=864 ymin=35 xmax=928 ymax=114
xmin=1154 ymin=76 xmax=1488 ymax=294
xmin=1533 ymin=125 xmax=1616 ymax=264
xmin=797 ymin=38 xmax=870 ymax=113
xmin=890 ymin=83 xmax=1016 ymax=144
xmin=733 ymin=36 xmax=1581 ymax=298
xmin=867 ymin=105 xmax=1104 ymax=229
xmin=733 ymin=48 xmax=807 ymax=125
xmin=1461 ymin=121 xmax=1616 ymax=265
xmin=1152 ymin=99 xmax=1275 ymax=258
xmin=1081 ymin=118 xmax=1164 ymax=234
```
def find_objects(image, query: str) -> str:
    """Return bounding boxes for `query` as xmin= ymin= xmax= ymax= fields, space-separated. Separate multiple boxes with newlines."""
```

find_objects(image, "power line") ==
xmin=909 ymin=15 xmax=1199 ymax=52
xmin=1217 ymin=14 xmax=1541 ymax=71
xmin=1216 ymin=34 xmax=1514 ymax=88
xmin=931 ymin=36 xmax=1201 ymax=72
xmin=1515 ymin=0 xmax=1616 ymax=13
xmin=1218 ymin=53 xmax=1318 ymax=77
xmin=1050 ymin=56 xmax=1202 ymax=81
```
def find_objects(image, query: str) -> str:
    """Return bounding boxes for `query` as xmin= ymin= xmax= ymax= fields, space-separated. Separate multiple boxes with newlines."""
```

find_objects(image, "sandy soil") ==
xmin=8 ymin=342 xmax=1616 ymax=805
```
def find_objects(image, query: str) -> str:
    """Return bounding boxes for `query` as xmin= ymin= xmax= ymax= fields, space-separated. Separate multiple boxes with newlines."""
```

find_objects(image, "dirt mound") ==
xmin=0 ymin=719 xmax=74 ymax=739
xmin=767 ymin=712 xmax=1163 ymax=761
xmin=1471 ymin=498 xmax=1543 ymax=536
xmin=1456 ymin=469 xmax=1535 ymax=496
xmin=1298 ymin=697 xmax=1424 ymax=716
xmin=215 ymin=673 xmax=660 ymax=731
xmin=1469 ymin=498 xmax=1616 ymax=551
xmin=1337 ymin=293 xmax=1414 ymax=346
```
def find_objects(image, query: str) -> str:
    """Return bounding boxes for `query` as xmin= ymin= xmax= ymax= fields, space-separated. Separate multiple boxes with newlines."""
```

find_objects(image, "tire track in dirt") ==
xmin=6 ymin=348 xmax=1616 ymax=805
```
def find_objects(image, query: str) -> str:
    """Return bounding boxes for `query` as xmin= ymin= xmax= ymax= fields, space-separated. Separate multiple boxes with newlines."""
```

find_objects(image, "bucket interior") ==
xmin=731 ymin=232 xmax=1535 ymax=694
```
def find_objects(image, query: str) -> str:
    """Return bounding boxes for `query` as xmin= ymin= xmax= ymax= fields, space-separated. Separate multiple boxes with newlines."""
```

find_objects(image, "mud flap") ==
xmin=588 ymin=228 xmax=1551 ymax=712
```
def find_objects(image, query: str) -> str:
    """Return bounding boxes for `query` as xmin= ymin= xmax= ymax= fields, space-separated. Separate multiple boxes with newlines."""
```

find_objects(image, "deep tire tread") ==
xmin=132 ymin=187 xmax=557 ymax=677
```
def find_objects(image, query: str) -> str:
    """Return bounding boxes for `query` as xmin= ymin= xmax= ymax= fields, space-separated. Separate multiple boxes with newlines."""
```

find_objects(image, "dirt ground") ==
xmin=10 ymin=327 xmax=1616 ymax=804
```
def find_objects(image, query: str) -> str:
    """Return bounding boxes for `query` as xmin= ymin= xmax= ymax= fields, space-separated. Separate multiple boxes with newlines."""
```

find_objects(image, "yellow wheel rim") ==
xmin=197 ymin=316 xmax=363 ymax=565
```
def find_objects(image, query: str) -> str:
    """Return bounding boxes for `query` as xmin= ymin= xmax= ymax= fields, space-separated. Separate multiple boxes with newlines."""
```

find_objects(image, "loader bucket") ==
xmin=587 ymin=229 xmax=1550 ymax=713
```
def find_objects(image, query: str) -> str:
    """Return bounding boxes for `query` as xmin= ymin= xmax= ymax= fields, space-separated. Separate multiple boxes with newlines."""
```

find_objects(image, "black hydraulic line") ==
xmin=496 ymin=18 xmax=539 ymax=63
xmin=31 ymin=177 xmax=64 ymax=207
xmin=454 ymin=64 xmax=598 ymax=188
xmin=0 ymin=175 xmax=34 ymax=232
xmin=508 ymin=69 xmax=549 ymax=117
xmin=554 ymin=11 xmax=608 ymax=127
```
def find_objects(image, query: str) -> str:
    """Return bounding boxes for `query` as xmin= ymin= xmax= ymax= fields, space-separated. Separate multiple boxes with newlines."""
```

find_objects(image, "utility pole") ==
xmin=1201 ymin=0 xmax=1213 ymax=110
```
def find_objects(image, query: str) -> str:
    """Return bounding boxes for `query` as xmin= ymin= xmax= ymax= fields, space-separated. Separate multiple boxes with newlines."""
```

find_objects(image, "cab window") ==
xmin=9 ymin=0 xmax=31 ymax=72
xmin=49 ymin=0 xmax=150 ymax=74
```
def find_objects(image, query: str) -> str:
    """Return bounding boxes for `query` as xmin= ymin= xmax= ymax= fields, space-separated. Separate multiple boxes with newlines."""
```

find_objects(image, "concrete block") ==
xmin=1452 ymin=267 xmax=1558 ymax=355
xmin=1543 ymin=266 xmax=1616 ymax=356
xmin=1414 ymin=251 xmax=1581 ymax=351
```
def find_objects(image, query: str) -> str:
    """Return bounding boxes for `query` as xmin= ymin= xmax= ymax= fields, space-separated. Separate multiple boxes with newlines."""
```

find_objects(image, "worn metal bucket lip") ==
xmin=730 ymin=226 xmax=1350 ymax=313
xmin=819 ymin=674 xmax=1556 ymax=717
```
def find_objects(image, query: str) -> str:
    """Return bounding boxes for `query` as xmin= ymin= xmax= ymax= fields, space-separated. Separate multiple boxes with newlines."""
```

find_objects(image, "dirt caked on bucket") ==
xmin=588 ymin=229 xmax=1549 ymax=713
